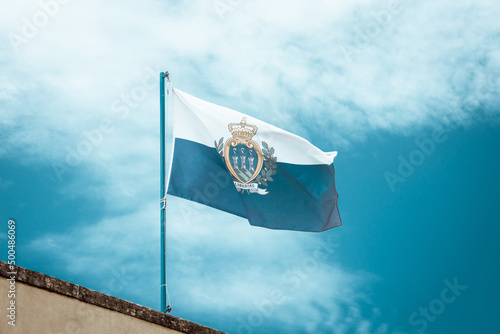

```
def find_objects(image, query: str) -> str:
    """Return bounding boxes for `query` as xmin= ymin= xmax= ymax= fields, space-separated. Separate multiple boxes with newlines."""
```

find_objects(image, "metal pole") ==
xmin=160 ymin=71 xmax=171 ymax=313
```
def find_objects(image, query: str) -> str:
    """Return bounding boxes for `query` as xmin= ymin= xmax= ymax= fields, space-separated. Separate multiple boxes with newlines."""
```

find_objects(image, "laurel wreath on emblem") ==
xmin=215 ymin=138 xmax=277 ymax=188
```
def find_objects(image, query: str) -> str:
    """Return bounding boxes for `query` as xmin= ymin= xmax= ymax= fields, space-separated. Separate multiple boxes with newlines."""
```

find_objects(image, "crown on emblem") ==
xmin=228 ymin=117 xmax=258 ymax=141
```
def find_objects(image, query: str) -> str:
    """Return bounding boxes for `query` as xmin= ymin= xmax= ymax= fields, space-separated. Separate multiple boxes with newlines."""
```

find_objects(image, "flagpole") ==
xmin=160 ymin=71 xmax=172 ymax=313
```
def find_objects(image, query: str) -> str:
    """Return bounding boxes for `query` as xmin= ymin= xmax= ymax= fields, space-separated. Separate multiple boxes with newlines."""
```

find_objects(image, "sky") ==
xmin=1 ymin=0 xmax=499 ymax=333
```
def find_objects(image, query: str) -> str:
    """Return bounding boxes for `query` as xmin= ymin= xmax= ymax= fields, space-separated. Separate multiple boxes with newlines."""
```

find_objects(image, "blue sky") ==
xmin=1 ymin=0 xmax=499 ymax=333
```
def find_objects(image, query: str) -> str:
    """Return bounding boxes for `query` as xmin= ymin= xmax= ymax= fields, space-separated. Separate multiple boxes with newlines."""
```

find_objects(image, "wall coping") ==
xmin=0 ymin=261 xmax=225 ymax=334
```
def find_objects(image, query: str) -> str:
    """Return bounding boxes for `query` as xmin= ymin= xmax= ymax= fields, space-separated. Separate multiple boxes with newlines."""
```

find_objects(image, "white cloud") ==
xmin=1 ymin=0 xmax=498 ymax=167
xmin=3 ymin=0 xmax=499 ymax=332
xmin=28 ymin=197 xmax=387 ymax=333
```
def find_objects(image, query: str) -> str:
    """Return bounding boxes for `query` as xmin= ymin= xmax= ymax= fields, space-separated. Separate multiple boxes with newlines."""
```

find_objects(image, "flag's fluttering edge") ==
xmin=167 ymin=88 xmax=341 ymax=232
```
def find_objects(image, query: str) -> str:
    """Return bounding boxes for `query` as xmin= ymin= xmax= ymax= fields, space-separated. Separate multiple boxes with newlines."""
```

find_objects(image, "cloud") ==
xmin=28 ymin=197 xmax=387 ymax=333
xmin=2 ymin=0 xmax=498 ymax=200
xmin=28 ymin=202 xmax=159 ymax=299
xmin=3 ymin=0 xmax=499 ymax=332
xmin=3 ymin=1 xmax=499 ymax=127
xmin=0 ymin=0 xmax=498 ymax=186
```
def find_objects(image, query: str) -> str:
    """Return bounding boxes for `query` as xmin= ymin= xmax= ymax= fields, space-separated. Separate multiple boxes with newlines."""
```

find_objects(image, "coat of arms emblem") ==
xmin=215 ymin=118 xmax=277 ymax=195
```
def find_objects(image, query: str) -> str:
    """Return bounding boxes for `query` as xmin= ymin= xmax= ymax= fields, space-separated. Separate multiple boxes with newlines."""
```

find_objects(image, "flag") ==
xmin=167 ymin=88 xmax=341 ymax=232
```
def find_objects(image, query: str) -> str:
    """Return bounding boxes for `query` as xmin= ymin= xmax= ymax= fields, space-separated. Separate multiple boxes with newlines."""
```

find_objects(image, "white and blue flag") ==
xmin=167 ymin=88 xmax=341 ymax=232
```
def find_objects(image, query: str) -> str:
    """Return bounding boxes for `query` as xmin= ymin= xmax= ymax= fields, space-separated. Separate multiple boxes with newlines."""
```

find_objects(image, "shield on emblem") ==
xmin=224 ymin=138 xmax=263 ymax=184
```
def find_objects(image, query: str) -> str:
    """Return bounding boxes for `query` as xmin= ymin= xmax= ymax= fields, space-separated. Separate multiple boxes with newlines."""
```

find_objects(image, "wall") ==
xmin=0 ymin=262 xmax=224 ymax=334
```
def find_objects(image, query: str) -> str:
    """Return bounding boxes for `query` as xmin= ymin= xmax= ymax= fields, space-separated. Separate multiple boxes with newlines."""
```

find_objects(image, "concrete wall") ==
xmin=0 ymin=279 xmax=181 ymax=334
xmin=0 ymin=262 xmax=225 ymax=334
